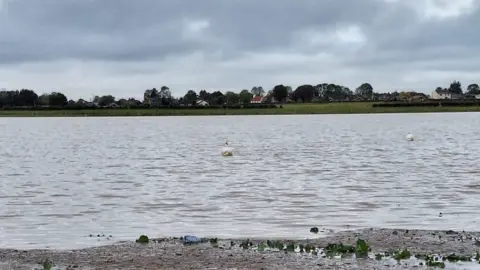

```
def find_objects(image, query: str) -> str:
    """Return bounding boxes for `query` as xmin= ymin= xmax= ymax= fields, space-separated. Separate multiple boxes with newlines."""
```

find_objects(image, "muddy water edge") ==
xmin=1 ymin=228 xmax=480 ymax=270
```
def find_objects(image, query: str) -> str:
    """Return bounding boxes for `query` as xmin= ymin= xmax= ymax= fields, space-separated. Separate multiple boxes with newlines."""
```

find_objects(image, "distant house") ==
xmin=352 ymin=95 xmax=366 ymax=101
xmin=250 ymin=95 xmax=264 ymax=104
xmin=75 ymin=99 xmax=99 ymax=108
xmin=394 ymin=96 xmax=408 ymax=102
xmin=88 ymin=102 xmax=100 ymax=108
xmin=106 ymin=103 xmax=120 ymax=108
xmin=196 ymin=100 xmax=209 ymax=106
xmin=373 ymin=93 xmax=392 ymax=101
xmin=144 ymin=89 xmax=160 ymax=106
xmin=343 ymin=95 xmax=366 ymax=101
xmin=431 ymin=89 xmax=462 ymax=99
xmin=409 ymin=95 xmax=426 ymax=102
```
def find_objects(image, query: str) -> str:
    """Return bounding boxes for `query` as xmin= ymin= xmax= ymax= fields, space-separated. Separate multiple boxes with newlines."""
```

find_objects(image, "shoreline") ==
xmin=0 ymin=103 xmax=480 ymax=116
xmin=2 ymin=228 xmax=479 ymax=269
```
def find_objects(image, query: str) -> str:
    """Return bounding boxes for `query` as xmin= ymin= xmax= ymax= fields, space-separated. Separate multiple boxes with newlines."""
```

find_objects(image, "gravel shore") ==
xmin=1 ymin=228 xmax=480 ymax=269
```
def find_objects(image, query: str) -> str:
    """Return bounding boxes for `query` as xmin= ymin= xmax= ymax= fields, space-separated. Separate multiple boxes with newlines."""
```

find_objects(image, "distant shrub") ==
xmin=372 ymin=101 xmax=480 ymax=107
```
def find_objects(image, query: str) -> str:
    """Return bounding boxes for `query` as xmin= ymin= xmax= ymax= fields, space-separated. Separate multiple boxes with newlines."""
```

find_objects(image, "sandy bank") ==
xmin=1 ymin=228 xmax=479 ymax=269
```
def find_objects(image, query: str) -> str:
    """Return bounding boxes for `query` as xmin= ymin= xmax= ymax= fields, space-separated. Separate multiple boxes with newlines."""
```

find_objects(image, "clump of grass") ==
xmin=135 ymin=235 xmax=149 ymax=243
xmin=286 ymin=243 xmax=295 ymax=252
xmin=310 ymin=227 xmax=319 ymax=233
xmin=355 ymin=239 xmax=369 ymax=258
xmin=304 ymin=244 xmax=315 ymax=253
xmin=444 ymin=253 xmax=471 ymax=262
xmin=266 ymin=240 xmax=284 ymax=250
xmin=257 ymin=242 xmax=265 ymax=252
xmin=393 ymin=249 xmax=411 ymax=261
xmin=41 ymin=258 xmax=53 ymax=270
xmin=425 ymin=255 xmax=446 ymax=268
xmin=209 ymin=238 xmax=218 ymax=248
xmin=239 ymin=239 xmax=252 ymax=250
xmin=324 ymin=243 xmax=355 ymax=257
xmin=322 ymin=239 xmax=368 ymax=258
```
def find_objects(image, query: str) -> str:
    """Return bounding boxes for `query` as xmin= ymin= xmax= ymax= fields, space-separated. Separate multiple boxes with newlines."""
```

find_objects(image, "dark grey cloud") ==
xmin=0 ymin=0 xmax=391 ymax=63
xmin=0 ymin=0 xmax=479 ymax=99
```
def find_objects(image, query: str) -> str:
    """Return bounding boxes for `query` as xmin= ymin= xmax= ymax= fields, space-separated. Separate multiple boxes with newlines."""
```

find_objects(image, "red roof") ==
xmin=251 ymin=96 xmax=263 ymax=102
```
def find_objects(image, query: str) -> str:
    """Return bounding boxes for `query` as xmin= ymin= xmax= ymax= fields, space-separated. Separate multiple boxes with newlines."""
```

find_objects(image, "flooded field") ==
xmin=0 ymin=113 xmax=479 ymax=249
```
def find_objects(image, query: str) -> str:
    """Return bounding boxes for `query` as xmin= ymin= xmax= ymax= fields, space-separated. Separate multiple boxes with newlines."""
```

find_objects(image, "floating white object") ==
xmin=221 ymin=147 xmax=233 ymax=156
xmin=221 ymin=141 xmax=233 ymax=156
xmin=405 ymin=133 xmax=414 ymax=141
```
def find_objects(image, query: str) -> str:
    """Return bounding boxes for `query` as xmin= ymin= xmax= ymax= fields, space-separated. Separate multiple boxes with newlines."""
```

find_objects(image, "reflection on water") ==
xmin=0 ymin=113 xmax=479 ymax=249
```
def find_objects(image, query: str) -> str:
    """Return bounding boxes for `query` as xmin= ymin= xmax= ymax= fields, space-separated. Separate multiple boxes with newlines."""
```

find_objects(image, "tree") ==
xmin=449 ymin=80 xmax=462 ymax=94
xmin=466 ymin=83 xmax=480 ymax=95
xmin=117 ymin=98 xmax=128 ymax=107
xmin=49 ymin=92 xmax=68 ymax=106
xmin=251 ymin=86 xmax=265 ymax=96
xmin=0 ymin=91 xmax=16 ymax=106
xmin=127 ymin=98 xmax=141 ymax=107
xmin=159 ymin=86 xmax=172 ymax=105
xmin=225 ymin=91 xmax=240 ymax=105
xmin=314 ymin=83 xmax=328 ymax=98
xmin=239 ymin=89 xmax=253 ymax=104
xmin=143 ymin=88 xmax=158 ymax=104
xmin=355 ymin=83 xmax=373 ymax=97
xmin=183 ymin=90 xmax=198 ymax=105
xmin=38 ymin=94 xmax=50 ymax=106
xmin=198 ymin=90 xmax=210 ymax=102
xmin=17 ymin=89 xmax=38 ymax=106
xmin=288 ymin=91 xmax=296 ymax=102
xmin=210 ymin=91 xmax=225 ymax=105
xmin=272 ymin=84 xmax=288 ymax=103
xmin=294 ymin=85 xmax=315 ymax=102
xmin=98 ymin=95 xmax=115 ymax=106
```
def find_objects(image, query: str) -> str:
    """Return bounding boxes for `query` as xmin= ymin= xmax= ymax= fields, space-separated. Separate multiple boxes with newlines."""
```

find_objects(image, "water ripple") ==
xmin=0 ymin=114 xmax=479 ymax=249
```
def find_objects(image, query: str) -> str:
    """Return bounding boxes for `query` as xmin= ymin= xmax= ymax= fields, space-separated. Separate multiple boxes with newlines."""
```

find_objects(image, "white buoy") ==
xmin=221 ymin=141 xmax=233 ymax=156
xmin=405 ymin=133 xmax=414 ymax=141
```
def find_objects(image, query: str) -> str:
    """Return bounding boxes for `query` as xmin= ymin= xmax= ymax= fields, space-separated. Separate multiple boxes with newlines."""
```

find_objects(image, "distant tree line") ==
xmin=145 ymin=83 xmax=372 ymax=106
xmin=0 ymin=80 xmax=478 ymax=109
xmin=0 ymin=89 xmax=68 ymax=107
xmin=434 ymin=81 xmax=480 ymax=95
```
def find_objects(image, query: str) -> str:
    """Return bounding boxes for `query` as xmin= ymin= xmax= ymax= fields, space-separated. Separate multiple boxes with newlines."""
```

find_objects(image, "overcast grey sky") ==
xmin=0 ymin=0 xmax=478 ymax=100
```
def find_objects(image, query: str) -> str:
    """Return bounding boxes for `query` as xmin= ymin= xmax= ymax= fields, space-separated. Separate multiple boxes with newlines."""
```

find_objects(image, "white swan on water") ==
xmin=405 ymin=132 xmax=414 ymax=141
xmin=221 ymin=141 xmax=233 ymax=156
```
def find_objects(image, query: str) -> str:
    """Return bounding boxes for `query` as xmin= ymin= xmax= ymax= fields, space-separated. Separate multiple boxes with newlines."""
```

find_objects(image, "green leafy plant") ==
xmin=393 ymin=249 xmax=411 ymax=261
xmin=355 ymin=239 xmax=369 ymax=258
xmin=425 ymin=255 xmax=446 ymax=268
xmin=304 ymin=244 xmax=315 ymax=253
xmin=324 ymin=243 xmax=355 ymax=257
xmin=286 ymin=243 xmax=295 ymax=252
xmin=444 ymin=253 xmax=471 ymax=262
xmin=135 ymin=235 xmax=149 ymax=243
xmin=41 ymin=259 xmax=53 ymax=270
xmin=257 ymin=242 xmax=265 ymax=252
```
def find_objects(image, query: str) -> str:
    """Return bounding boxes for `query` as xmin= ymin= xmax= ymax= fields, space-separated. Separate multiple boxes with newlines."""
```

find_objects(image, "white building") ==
xmin=431 ymin=89 xmax=461 ymax=99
